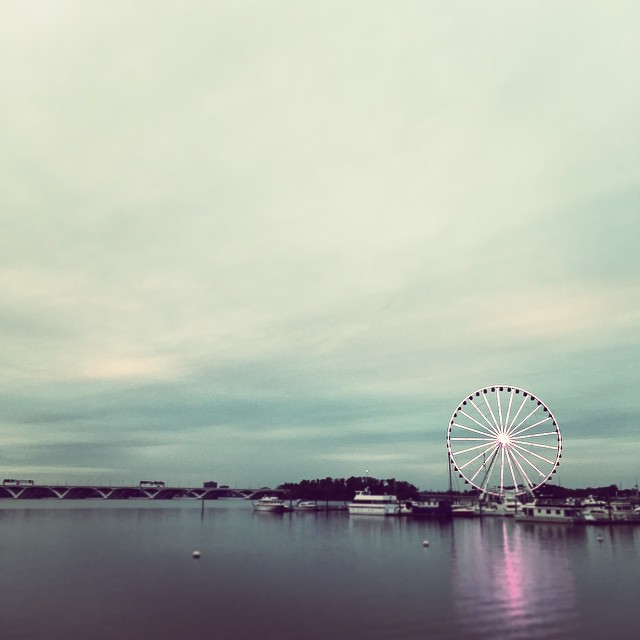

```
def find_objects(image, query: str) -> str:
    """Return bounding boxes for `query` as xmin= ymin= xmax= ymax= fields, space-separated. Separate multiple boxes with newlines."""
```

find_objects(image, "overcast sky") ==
xmin=1 ymin=1 xmax=638 ymax=491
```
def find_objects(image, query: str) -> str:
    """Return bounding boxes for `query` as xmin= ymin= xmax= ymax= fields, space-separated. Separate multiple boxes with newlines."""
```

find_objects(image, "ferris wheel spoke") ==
xmin=482 ymin=393 xmax=501 ymax=432
xmin=473 ymin=446 xmax=501 ymax=490
xmin=507 ymin=395 xmax=528 ymax=431
xmin=512 ymin=431 xmax=557 ymax=439
xmin=458 ymin=410 xmax=499 ymax=437
xmin=468 ymin=399 xmax=499 ymax=434
xmin=504 ymin=390 xmax=515 ymax=432
xmin=509 ymin=416 xmax=552 ymax=438
xmin=506 ymin=448 xmax=536 ymax=490
xmin=510 ymin=446 xmax=552 ymax=480
xmin=452 ymin=438 xmax=497 ymax=464
xmin=459 ymin=442 xmax=500 ymax=471
xmin=451 ymin=422 xmax=498 ymax=438
xmin=504 ymin=447 xmax=519 ymax=491
xmin=510 ymin=442 xmax=555 ymax=466
xmin=451 ymin=440 xmax=498 ymax=456
xmin=499 ymin=447 xmax=506 ymax=493
xmin=507 ymin=404 xmax=542 ymax=437
xmin=496 ymin=391 xmax=504 ymax=430
xmin=511 ymin=440 xmax=558 ymax=451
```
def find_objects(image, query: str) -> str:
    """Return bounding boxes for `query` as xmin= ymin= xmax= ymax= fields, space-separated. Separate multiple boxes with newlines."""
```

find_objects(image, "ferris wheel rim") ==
xmin=446 ymin=384 xmax=562 ymax=498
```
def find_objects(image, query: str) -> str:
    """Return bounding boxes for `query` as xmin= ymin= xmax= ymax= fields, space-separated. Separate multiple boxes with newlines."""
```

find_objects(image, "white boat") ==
xmin=476 ymin=491 xmax=522 ymax=516
xmin=500 ymin=492 xmax=521 ymax=516
xmin=582 ymin=499 xmax=640 ymax=523
xmin=399 ymin=501 xmax=413 ymax=516
xmin=252 ymin=496 xmax=286 ymax=512
xmin=347 ymin=490 xmax=399 ymax=516
xmin=514 ymin=500 xmax=584 ymax=524
xmin=604 ymin=501 xmax=640 ymax=522
xmin=474 ymin=502 xmax=506 ymax=517
xmin=451 ymin=504 xmax=477 ymax=517
xmin=579 ymin=496 xmax=609 ymax=522
xmin=295 ymin=500 xmax=319 ymax=511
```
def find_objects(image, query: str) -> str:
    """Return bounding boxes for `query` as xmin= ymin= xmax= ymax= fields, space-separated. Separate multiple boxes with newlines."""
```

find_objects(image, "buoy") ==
xmin=422 ymin=540 xmax=429 ymax=547
xmin=192 ymin=550 xmax=201 ymax=559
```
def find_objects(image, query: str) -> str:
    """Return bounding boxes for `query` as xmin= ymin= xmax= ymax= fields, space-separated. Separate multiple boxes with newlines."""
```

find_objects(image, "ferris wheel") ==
xmin=446 ymin=385 xmax=562 ymax=498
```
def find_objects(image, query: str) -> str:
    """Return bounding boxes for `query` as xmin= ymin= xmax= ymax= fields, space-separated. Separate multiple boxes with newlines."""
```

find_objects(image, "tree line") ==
xmin=277 ymin=476 xmax=419 ymax=501
xmin=274 ymin=478 xmax=634 ymax=502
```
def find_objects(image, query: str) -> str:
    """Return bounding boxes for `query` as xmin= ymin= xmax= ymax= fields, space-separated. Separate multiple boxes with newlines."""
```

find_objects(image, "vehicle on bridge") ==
xmin=3 ymin=479 xmax=35 ymax=486
xmin=139 ymin=480 xmax=165 ymax=488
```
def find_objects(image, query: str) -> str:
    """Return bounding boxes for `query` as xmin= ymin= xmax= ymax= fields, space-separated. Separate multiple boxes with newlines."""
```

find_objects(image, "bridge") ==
xmin=0 ymin=484 xmax=286 ymax=501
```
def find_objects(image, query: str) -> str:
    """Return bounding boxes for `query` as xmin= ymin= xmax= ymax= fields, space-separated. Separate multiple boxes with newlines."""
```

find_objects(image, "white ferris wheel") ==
xmin=446 ymin=385 xmax=562 ymax=498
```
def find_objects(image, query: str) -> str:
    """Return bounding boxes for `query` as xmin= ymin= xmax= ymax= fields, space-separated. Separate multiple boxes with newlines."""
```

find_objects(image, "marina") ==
xmin=3 ymin=480 xmax=639 ymax=526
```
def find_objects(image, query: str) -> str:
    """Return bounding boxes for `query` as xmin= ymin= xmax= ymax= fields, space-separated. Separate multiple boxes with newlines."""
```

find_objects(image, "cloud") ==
xmin=0 ymin=1 xmax=639 ymax=489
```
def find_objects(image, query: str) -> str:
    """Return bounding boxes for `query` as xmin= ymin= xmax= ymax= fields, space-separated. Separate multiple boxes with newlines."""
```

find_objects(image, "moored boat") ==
xmin=347 ymin=490 xmax=399 ymax=516
xmin=451 ymin=504 xmax=477 ymax=518
xmin=409 ymin=497 xmax=452 ymax=518
xmin=474 ymin=501 xmax=506 ymax=517
xmin=295 ymin=500 xmax=319 ymax=511
xmin=582 ymin=499 xmax=640 ymax=524
xmin=252 ymin=496 xmax=286 ymax=512
xmin=514 ymin=500 xmax=584 ymax=524
xmin=473 ymin=489 xmax=523 ymax=517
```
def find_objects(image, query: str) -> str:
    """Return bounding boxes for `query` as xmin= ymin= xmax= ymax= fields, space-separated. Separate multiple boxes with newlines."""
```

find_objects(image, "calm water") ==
xmin=0 ymin=500 xmax=638 ymax=640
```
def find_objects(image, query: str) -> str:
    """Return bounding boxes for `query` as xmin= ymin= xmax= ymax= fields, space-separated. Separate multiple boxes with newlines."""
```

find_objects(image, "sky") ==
xmin=1 ymin=1 xmax=639 ymax=492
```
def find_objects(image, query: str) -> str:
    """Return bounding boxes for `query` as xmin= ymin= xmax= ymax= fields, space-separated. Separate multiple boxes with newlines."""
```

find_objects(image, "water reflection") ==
xmin=1 ymin=502 xmax=638 ymax=640
xmin=451 ymin=520 xmax=580 ymax=639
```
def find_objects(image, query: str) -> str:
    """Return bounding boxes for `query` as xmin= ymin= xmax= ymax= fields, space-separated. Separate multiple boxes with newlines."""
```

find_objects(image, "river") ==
xmin=0 ymin=500 xmax=638 ymax=639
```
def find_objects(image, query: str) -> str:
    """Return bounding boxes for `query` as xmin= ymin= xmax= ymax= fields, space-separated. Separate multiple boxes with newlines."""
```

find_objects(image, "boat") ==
xmin=475 ymin=490 xmax=522 ymax=516
xmin=252 ymin=496 xmax=286 ymax=512
xmin=500 ymin=491 xmax=521 ymax=516
xmin=601 ymin=500 xmax=640 ymax=522
xmin=347 ymin=490 xmax=399 ymax=516
xmin=451 ymin=504 xmax=477 ymax=518
xmin=399 ymin=501 xmax=413 ymax=516
xmin=409 ymin=497 xmax=452 ymax=518
xmin=295 ymin=500 xmax=319 ymax=511
xmin=514 ymin=500 xmax=584 ymax=524
xmin=474 ymin=501 xmax=506 ymax=517
xmin=579 ymin=496 xmax=609 ymax=522
xmin=582 ymin=499 xmax=640 ymax=524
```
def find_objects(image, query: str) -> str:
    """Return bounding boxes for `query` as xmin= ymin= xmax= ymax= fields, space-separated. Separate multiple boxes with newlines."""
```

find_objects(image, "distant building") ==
xmin=203 ymin=481 xmax=218 ymax=488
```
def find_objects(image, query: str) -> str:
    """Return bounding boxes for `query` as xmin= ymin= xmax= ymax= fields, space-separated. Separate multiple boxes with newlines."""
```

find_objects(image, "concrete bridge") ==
xmin=0 ymin=484 xmax=286 ymax=500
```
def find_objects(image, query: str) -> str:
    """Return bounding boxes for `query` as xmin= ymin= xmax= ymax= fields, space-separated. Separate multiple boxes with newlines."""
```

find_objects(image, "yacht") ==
xmin=579 ymin=496 xmax=609 ymax=522
xmin=474 ymin=489 xmax=522 ymax=517
xmin=582 ymin=499 xmax=640 ymax=523
xmin=347 ymin=490 xmax=399 ymax=516
xmin=500 ymin=492 xmax=521 ymax=516
xmin=252 ymin=496 xmax=286 ymax=512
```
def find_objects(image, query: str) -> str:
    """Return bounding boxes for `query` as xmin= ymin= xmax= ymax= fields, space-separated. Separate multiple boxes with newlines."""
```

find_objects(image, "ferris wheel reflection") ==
xmin=450 ymin=520 xmax=583 ymax=639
